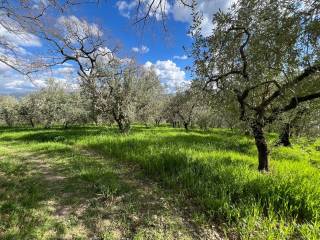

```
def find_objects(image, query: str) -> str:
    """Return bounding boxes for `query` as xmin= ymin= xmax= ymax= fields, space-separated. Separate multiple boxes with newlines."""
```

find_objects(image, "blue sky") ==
xmin=0 ymin=0 xmax=233 ymax=95
xmin=85 ymin=1 xmax=193 ymax=61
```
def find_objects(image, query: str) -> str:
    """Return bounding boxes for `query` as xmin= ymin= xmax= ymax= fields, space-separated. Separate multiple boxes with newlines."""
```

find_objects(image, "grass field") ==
xmin=0 ymin=126 xmax=319 ymax=239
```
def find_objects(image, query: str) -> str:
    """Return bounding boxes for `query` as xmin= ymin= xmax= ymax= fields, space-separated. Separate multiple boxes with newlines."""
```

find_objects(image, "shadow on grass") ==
xmin=0 ymin=134 xmax=202 ymax=239
xmin=160 ymin=133 xmax=254 ymax=154
xmin=0 ymin=127 xmax=103 ymax=142
xmin=0 ymin=142 xmax=132 ymax=239
xmin=1 ymin=126 xmax=319 ymax=239
xmin=0 ymin=126 xmax=255 ymax=155
xmin=82 ymin=130 xmax=319 ymax=227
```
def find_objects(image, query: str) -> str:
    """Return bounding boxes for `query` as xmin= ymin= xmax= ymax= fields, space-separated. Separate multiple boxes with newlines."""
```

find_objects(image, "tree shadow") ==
xmin=1 ymin=126 xmax=316 ymax=239
xmin=0 ymin=133 xmax=205 ymax=239
xmin=160 ymin=133 xmax=254 ymax=154
xmin=81 ymin=128 xmax=317 ymax=227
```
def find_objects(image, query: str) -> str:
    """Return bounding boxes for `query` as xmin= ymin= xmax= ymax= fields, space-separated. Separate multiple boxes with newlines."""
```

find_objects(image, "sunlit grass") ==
xmin=0 ymin=125 xmax=319 ymax=239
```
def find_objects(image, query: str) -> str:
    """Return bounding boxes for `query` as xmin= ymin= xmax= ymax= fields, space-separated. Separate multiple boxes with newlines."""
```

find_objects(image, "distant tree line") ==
xmin=1 ymin=76 xmax=319 ymax=136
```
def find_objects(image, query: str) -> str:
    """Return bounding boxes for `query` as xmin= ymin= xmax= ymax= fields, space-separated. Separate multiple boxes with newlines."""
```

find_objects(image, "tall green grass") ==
xmin=1 ymin=126 xmax=319 ymax=239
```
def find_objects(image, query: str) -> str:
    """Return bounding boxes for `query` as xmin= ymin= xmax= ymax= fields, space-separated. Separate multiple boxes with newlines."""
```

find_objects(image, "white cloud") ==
xmin=116 ymin=0 xmax=170 ymax=21
xmin=172 ymin=0 xmax=235 ymax=37
xmin=0 ymin=62 xmax=11 ymax=72
xmin=4 ymin=80 xmax=27 ymax=89
xmin=116 ymin=1 xmax=137 ymax=18
xmin=0 ymin=14 xmax=42 ymax=80
xmin=115 ymin=0 xmax=234 ymax=37
xmin=57 ymin=15 xmax=103 ymax=40
xmin=0 ymin=74 xmax=44 ymax=94
xmin=132 ymin=47 xmax=139 ymax=52
xmin=4 ymin=79 xmax=46 ymax=90
xmin=144 ymin=60 xmax=189 ymax=92
xmin=171 ymin=2 xmax=192 ymax=23
xmin=55 ymin=67 xmax=74 ymax=75
xmin=0 ymin=25 xmax=41 ymax=49
xmin=131 ymin=45 xmax=150 ymax=54
xmin=0 ymin=64 xmax=77 ymax=95
xmin=0 ymin=15 xmax=42 ymax=60
xmin=173 ymin=55 xmax=188 ymax=60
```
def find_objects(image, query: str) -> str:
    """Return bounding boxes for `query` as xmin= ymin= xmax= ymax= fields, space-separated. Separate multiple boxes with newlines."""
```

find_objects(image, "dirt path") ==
xmin=0 ymin=143 xmax=222 ymax=240
xmin=81 ymin=149 xmax=223 ymax=240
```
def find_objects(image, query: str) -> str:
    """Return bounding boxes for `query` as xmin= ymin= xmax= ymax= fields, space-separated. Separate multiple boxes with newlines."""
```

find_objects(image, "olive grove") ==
xmin=1 ymin=0 xmax=319 ymax=172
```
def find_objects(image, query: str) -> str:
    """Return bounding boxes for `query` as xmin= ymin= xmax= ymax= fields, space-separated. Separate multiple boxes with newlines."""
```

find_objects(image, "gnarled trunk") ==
xmin=4 ymin=113 xmax=13 ymax=127
xmin=277 ymin=123 xmax=291 ymax=146
xmin=183 ymin=122 xmax=189 ymax=132
xmin=113 ymin=111 xmax=130 ymax=133
xmin=116 ymin=118 xmax=130 ymax=133
xmin=277 ymin=108 xmax=307 ymax=147
xmin=93 ymin=115 xmax=98 ymax=125
xmin=91 ymin=91 xmax=99 ymax=125
xmin=116 ymin=119 xmax=124 ymax=132
xmin=252 ymin=122 xmax=269 ymax=171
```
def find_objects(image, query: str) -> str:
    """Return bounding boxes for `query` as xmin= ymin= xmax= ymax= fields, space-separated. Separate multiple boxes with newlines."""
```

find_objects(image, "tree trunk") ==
xmin=252 ymin=122 xmax=269 ymax=171
xmin=92 ymin=111 xmax=98 ymax=125
xmin=277 ymin=108 xmax=306 ymax=146
xmin=277 ymin=123 xmax=291 ymax=146
xmin=116 ymin=119 xmax=124 ymax=132
xmin=112 ymin=109 xmax=130 ymax=133
xmin=115 ymin=117 xmax=130 ymax=133
xmin=29 ymin=118 xmax=35 ymax=128
xmin=93 ymin=117 xmax=98 ymax=125
xmin=63 ymin=121 xmax=69 ymax=129
xmin=183 ymin=122 xmax=189 ymax=132
xmin=91 ymin=95 xmax=99 ymax=125
xmin=4 ymin=114 xmax=13 ymax=127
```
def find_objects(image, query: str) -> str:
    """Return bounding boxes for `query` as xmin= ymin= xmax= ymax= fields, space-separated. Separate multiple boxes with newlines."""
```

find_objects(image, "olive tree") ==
xmin=302 ymin=101 xmax=320 ymax=136
xmin=135 ymin=67 xmax=165 ymax=126
xmin=193 ymin=0 xmax=320 ymax=171
xmin=162 ymin=95 xmax=181 ymax=128
xmin=276 ymin=99 xmax=320 ymax=141
xmin=95 ymin=59 xmax=164 ymax=132
xmin=165 ymin=87 xmax=200 ymax=131
xmin=153 ymin=94 xmax=169 ymax=126
xmin=59 ymin=92 xmax=90 ymax=128
xmin=40 ymin=15 xmax=117 ymax=124
xmin=18 ymin=93 xmax=40 ymax=127
xmin=35 ymin=79 xmax=67 ymax=128
xmin=92 ymin=59 xmax=136 ymax=132
xmin=275 ymin=106 xmax=308 ymax=146
xmin=0 ymin=95 xmax=18 ymax=127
